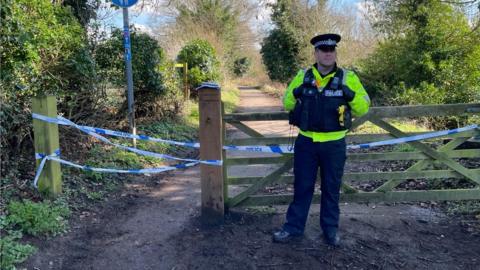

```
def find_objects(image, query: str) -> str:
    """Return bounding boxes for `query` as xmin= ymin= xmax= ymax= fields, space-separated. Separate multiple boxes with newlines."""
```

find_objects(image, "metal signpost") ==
xmin=112 ymin=0 xmax=138 ymax=146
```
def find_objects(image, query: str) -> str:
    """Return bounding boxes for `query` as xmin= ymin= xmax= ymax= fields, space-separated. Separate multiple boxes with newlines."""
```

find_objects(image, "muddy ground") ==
xmin=22 ymin=88 xmax=480 ymax=270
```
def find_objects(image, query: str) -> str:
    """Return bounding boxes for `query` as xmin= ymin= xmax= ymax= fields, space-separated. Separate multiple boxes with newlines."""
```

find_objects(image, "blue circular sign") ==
xmin=112 ymin=0 xmax=138 ymax=8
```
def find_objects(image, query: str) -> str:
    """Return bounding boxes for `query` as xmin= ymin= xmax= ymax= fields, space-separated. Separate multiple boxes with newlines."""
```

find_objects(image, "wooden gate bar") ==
xmin=225 ymin=129 xmax=477 ymax=146
xmin=351 ymin=114 xmax=370 ymax=130
xmin=370 ymin=116 xmax=480 ymax=185
xmin=226 ymin=149 xmax=479 ymax=165
xmin=228 ymin=169 xmax=480 ymax=185
xmin=223 ymin=103 xmax=480 ymax=122
xmin=375 ymin=136 xmax=473 ymax=192
xmin=367 ymin=103 xmax=480 ymax=118
xmin=221 ymin=102 xmax=229 ymax=207
xmin=228 ymin=158 xmax=294 ymax=207
xmin=405 ymin=137 xmax=472 ymax=171
xmin=341 ymin=183 xmax=358 ymax=194
xmin=228 ymin=121 xmax=265 ymax=137
xmin=239 ymin=189 xmax=480 ymax=206
xmin=223 ymin=111 xmax=287 ymax=122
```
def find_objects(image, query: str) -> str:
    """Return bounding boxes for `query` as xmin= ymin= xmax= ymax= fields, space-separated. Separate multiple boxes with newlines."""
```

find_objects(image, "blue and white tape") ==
xmin=32 ymin=113 xmax=478 ymax=154
xmin=223 ymin=124 xmax=479 ymax=153
xmin=33 ymin=114 xmax=220 ymax=166
xmin=34 ymin=149 xmax=61 ymax=188
xmin=347 ymin=124 xmax=479 ymax=150
xmin=32 ymin=113 xmax=200 ymax=148
xmin=33 ymin=151 xmax=198 ymax=188
xmin=35 ymin=148 xmax=61 ymax=160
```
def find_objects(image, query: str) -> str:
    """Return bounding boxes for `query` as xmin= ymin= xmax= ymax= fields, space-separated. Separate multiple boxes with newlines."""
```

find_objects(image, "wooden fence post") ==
xmin=32 ymin=95 xmax=62 ymax=196
xmin=197 ymin=82 xmax=224 ymax=225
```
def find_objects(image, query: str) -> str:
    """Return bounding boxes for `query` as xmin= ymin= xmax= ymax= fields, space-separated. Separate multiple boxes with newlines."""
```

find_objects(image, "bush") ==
xmin=6 ymin=200 xmax=70 ymax=237
xmin=177 ymin=39 xmax=220 ymax=94
xmin=95 ymin=29 xmax=183 ymax=118
xmin=0 ymin=0 xmax=98 ymax=156
xmin=232 ymin=57 xmax=251 ymax=77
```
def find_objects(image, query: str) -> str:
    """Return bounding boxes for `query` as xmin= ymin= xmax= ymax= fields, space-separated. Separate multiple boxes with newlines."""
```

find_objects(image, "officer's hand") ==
xmin=293 ymin=87 xmax=303 ymax=99
xmin=343 ymin=88 xmax=355 ymax=102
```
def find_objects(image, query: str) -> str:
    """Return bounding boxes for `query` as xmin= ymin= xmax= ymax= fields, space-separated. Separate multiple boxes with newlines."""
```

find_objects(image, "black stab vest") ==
xmin=288 ymin=68 xmax=352 ymax=132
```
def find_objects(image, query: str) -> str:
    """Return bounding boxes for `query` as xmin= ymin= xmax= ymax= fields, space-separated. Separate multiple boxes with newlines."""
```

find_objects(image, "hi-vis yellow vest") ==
xmin=283 ymin=65 xmax=371 ymax=142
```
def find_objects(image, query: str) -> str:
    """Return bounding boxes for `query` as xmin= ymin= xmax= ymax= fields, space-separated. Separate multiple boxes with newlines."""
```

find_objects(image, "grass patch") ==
xmin=393 ymin=143 xmax=417 ymax=152
xmin=244 ymin=206 xmax=277 ymax=215
xmin=222 ymin=82 xmax=241 ymax=113
xmin=183 ymin=100 xmax=200 ymax=127
xmin=82 ymin=116 xmax=200 ymax=174
xmin=140 ymin=119 xmax=198 ymax=145
xmin=5 ymin=200 xmax=70 ymax=237
xmin=260 ymin=82 xmax=285 ymax=98
xmin=352 ymin=119 xmax=431 ymax=134
xmin=183 ymin=83 xmax=239 ymax=125
xmin=443 ymin=200 xmax=480 ymax=216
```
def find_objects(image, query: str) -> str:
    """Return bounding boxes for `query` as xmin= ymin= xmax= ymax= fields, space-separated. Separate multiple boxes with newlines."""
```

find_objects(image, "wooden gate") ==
xmin=222 ymin=103 xmax=480 ymax=208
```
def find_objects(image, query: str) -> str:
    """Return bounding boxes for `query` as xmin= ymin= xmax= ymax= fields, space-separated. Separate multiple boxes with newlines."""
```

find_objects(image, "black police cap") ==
xmin=310 ymin=33 xmax=341 ymax=48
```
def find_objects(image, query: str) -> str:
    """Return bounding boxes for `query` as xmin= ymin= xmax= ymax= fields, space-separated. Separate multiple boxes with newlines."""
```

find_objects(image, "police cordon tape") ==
xmin=32 ymin=113 xmax=218 ymax=188
xmin=32 ymin=113 xmax=478 ymax=154
xmin=33 ymin=113 xmax=221 ymax=166
xmin=33 ymin=149 xmax=199 ymax=188
xmin=31 ymin=112 xmax=478 ymax=188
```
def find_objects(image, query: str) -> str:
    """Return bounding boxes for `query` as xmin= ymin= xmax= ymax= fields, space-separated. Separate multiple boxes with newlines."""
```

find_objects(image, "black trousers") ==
xmin=283 ymin=134 xmax=347 ymax=237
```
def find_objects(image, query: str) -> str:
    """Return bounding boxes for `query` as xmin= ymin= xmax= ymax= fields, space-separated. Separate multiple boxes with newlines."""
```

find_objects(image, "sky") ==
xmin=103 ymin=0 xmax=364 ymax=35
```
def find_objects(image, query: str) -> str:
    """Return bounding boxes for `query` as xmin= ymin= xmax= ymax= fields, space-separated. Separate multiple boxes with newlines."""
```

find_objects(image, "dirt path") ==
xmin=23 ymin=88 xmax=480 ymax=270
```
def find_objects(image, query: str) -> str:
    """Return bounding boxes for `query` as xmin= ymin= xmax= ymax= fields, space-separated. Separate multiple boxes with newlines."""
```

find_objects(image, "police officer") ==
xmin=273 ymin=33 xmax=370 ymax=246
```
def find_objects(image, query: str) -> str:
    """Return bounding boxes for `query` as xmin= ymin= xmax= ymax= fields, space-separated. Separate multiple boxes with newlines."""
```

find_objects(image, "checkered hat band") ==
xmin=314 ymin=39 xmax=336 ymax=47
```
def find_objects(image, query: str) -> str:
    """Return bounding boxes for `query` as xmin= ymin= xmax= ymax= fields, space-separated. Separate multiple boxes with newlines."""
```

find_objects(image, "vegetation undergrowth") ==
xmin=441 ymin=200 xmax=480 ymax=234
xmin=0 ymin=83 xmax=240 ymax=270
xmin=0 ymin=200 xmax=69 ymax=270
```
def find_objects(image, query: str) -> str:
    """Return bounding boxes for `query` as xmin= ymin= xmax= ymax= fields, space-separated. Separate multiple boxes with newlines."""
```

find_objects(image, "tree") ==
xmin=261 ymin=28 xmax=303 ymax=83
xmin=260 ymin=0 xmax=372 ymax=82
xmin=360 ymin=0 xmax=480 ymax=107
xmin=260 ymin=0 xmax=306 ymax=82
xmin=62 ymin=0 xmax=101 ymax=29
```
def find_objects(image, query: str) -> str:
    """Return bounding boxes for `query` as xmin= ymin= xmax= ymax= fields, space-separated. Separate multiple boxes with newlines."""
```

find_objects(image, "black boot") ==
xmin=272 ymin=230 xmax=302 ymax=243
xmin=323 ymin=234 xmax=340 ymax=247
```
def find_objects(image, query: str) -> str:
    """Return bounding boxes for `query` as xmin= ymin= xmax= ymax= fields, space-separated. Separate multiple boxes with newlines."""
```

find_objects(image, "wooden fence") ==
xmin=220 ymin=103 xmax=480 ymax=208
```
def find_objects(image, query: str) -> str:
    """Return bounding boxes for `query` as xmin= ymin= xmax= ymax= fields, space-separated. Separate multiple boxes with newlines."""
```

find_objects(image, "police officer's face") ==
xmin=314 ymin=47 xmax=336 ymax=67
